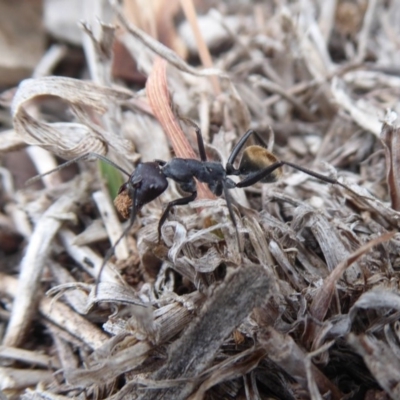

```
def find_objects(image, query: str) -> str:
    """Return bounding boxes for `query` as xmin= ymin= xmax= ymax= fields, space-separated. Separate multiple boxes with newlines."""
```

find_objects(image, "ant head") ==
xmin=114 ymin=162 xmax=169 ymax=219
xmin=238 ymin=145 xmax=282 ymax=183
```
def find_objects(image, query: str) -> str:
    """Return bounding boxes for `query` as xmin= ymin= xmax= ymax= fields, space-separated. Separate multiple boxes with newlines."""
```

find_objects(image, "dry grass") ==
xmin=1 ymin=0 xmax=400 ymax=399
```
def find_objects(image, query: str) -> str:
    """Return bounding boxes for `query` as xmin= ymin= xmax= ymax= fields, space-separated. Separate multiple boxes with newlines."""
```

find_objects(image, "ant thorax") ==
xmin=161 ymin=158 xmax=233 ymax=196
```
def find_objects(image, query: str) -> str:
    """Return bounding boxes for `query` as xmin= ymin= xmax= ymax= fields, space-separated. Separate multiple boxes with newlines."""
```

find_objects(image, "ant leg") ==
xmin=95 ymin=188 xmax=138 ymax=295
xmin=282 ymin=161 xmax=348 ymax=188
xmin=26 ymin=152 xmax=131 ymax=185
xmin=158 ymin=191 xmax=197 ymax=240
xmin=223 ymin=184 xmax=241 ymax=249
xmin=237 ymin=160 xmax=346 ymax=189
xmin=226 ymin=130 xmax=258 ymax=175
xmin=180 ymin=118 xmax=207 ymax=161
xmin=236 ymin=162 xmax=284 ymax=188
xmin=193 ymin=125 xmax=207 ymax=162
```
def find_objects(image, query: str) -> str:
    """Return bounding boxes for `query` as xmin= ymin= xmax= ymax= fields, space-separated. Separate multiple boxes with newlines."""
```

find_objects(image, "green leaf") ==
xmin=98 ymin=159 xmax=125 ymax=199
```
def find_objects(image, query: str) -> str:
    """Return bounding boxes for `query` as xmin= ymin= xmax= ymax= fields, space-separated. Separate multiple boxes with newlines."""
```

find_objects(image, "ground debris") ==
xmin=1 ymin=1 xmax=400 ymax=399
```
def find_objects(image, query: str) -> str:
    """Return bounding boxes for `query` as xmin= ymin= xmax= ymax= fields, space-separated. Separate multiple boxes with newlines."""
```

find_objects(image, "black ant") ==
xmin=30 ymin=124 xmax=348 ymax=289
xmin=112 ymin=125 xmax=348 ymax=243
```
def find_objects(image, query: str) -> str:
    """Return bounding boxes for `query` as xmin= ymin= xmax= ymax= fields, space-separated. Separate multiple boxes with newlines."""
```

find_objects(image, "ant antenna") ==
xmin=25 ymin=152 xmax=131 ymax=186
xmin=94 ymin=186 xmax=138 ymax=296
xmin=26 ymin=151 xmax=135 ymax=298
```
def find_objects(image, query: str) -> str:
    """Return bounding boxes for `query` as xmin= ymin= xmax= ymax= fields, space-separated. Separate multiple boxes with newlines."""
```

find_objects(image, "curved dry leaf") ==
xmin=348 ymin=333 xmax=400 ymax=399
xmin=11 ymin=76 xmax=134 ymax=159
xmin=14 ymin=108 xmax=107 ymax=158
xmin=310 ymin=232 xmax=394 ymax=322
xmin=258 ymin=327 xmax=342 ymax=400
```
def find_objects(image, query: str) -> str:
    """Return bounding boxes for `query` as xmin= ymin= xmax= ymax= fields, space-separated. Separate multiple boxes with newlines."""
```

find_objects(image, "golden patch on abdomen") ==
xmin=238 ymin=145 xmax=283 ymax=183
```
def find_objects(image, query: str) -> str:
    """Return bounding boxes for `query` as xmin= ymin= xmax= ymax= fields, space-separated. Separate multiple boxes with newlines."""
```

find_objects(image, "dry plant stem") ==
xmin=138 ymin=265 xmax=271 ymax=400
xmin=49 ymin=262 xmax=89 ymax=315
xmin=269 ymin=240 xmax=304 ymax=290
xmin=310 ymin=231 xmax=395 ymax=322
xmin=199 ymin=92 xmax=210 ymax=142
xmin=92 ymin=190 xmax=129 ymax=260
xmin=66 ymin=342 xmax=152 ymax=386
xmin=59 ymin=229 xmax=121 ymax=285
xmin=0 ymin=273 xmax=108 ymax=350
xmin=26 ymin=146 xmax=61 ymax=187
xmin=318 ymin=0 xmax=337 ymax=42
xmin=0 ymin=367 xmax=54 ymax=391
xmin=308 ymin=213 xmax=354 ymax=275
xmin=264 ymin=61 xmax=361 ymax=108
xmin=51 ymin=333 xmax=79 ymax=372
xmin=252 ymin=76 xmax=317 ymax=122
xmin=27 ymin=45 xmax=68 ymax=185
xmin=115 ymin=5 xmax=227 ymax=79
xmin=0 ymin=167 xmax=14 ymax=195
xmin=245 ymin=217 xmax=275 ymax=266
xmin=209 ymin=9 xmax=252 ymax=60
xmin=73 ymin=219 xmax=108 ymax=246
xmin=32 ymin=44 xmax=67 ymax=78
xmin=44 ymin=321 xmax=86 ymax=352
xmin=39 ymin=299 xmax=108 ymax=349
xmin=380 ymin=122 xmax=400 ymax=211
xmin=81 ymin=15 xmax=125 ymax=160
xmin=310 ymin=11 xmax=335 ymax=74
xmin=4 ymin=202 xmax=32 ymax=238
xmin=304 ymin=357 xmax=325 ymax=400
xmin=81 ymin=8 xmax=113 ymax=85
xmin=3 ymin=186 xmax=90 ymax=348
xmin=0 ymin=345 xmax=60 ymax=369
xmin=146 ymin=58 xmax=197 ymax=159
xmin=146 ymin=57 xmax=215 ymax=201
xmin=179 ymin=0 xmax=221 ymax=95
xmin=21 ymin=390 xmax=72 ymax=400
xmin=355 ymin=0 xmax=378 ymax=63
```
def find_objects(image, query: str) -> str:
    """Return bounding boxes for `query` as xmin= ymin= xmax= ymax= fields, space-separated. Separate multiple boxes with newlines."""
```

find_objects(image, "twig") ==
xmin=355 ymin=0 xmax=378 ymax=63
xmin=179 ymin=0 xmax=221 ymax=95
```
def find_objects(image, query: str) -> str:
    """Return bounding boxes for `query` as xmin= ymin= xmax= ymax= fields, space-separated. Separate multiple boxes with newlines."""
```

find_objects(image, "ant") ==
xmin=112 ymin=124 xmax=348 ymax=243
xmin=30 ymin=123 xmax=348 ymax=289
